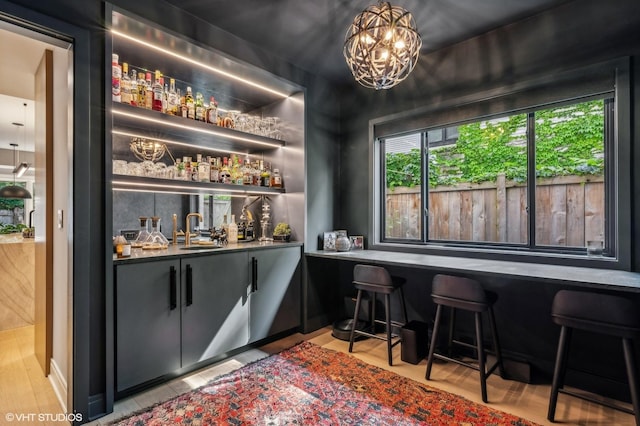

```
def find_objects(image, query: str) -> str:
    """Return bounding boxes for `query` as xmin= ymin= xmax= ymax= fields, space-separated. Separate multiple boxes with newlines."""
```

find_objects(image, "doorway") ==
xmin=0 ymin=16 xmax=72 ymax=416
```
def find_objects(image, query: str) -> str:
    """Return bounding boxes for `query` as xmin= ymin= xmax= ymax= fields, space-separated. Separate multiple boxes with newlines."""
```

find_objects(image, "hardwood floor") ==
xmin=0 ymin=326 xmax=63 ymax=426
xmin=95 ymin=327 xmax=634 ymax=425
xmin=3 ymin=325 xmax=634 ymax=425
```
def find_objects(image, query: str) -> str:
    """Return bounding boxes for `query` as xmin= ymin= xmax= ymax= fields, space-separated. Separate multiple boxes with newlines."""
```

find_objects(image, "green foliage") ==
xmin=273 ymin=222 xmax=291 ymax=236
xmin=386 ymin=100 xmax=605 ymax=189
xmin=0 ymin=223 xmax=26 ymax=234
xmin=0 ymin=182 xmax=26 ymax=210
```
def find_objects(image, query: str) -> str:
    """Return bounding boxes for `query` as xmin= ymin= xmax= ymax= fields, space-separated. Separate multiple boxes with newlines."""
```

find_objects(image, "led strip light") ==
xmin=111 ymin=29 xmax=291 ymax=98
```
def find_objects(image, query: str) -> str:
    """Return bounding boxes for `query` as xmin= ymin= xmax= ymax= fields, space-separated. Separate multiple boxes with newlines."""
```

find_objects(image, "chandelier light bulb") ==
xmin=343 ymin=1 xmax=422 ymax=90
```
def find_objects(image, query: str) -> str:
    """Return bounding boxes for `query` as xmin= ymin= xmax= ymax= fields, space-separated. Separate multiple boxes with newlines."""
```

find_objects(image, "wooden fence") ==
xmin=386 ymin=175 xmax=604 ymax=246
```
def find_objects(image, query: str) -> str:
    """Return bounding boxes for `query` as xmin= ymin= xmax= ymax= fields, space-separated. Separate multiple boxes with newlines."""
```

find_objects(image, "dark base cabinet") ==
xmin=181 ymin=252 xmax=249 ymax=366
xmin=115 ymin=259 xmax=181 ymax=393
xmin=115 ymin=246 xmax=301 ymax=394
xmin=249 ymin=247 xmax=301 ymax=343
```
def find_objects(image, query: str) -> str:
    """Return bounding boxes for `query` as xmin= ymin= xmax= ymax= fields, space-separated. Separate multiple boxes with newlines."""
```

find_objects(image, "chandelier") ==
xmin=344 ymin=1 xmax=422 ymax=90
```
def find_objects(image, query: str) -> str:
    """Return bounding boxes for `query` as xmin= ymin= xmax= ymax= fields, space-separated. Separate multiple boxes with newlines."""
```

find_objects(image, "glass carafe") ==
xmin=144 ymin=216 xmax=169 ymax=249
xmin=132 ymin=216 xmax=151 ymax=248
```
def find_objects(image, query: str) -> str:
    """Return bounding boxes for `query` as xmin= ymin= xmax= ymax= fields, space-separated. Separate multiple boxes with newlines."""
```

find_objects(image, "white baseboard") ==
xmin=48 ymin=359 xmax=67 ymax=413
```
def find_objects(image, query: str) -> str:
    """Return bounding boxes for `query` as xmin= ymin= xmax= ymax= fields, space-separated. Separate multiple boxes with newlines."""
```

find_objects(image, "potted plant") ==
xmin=273 ymin=222 xmax=291 ymax=242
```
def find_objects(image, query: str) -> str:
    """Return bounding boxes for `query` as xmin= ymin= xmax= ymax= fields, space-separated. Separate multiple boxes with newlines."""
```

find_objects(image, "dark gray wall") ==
xmin=339 ymin=0 xmax=640 ymax=270
xmin=333 ymin=0 xmax=640 ymax=401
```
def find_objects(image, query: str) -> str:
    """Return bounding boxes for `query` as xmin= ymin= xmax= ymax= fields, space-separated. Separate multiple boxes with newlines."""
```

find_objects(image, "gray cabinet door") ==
xmin=248 ymin=246 xmax=301 ymax=343
xmin=115 ymin=259 xmax=181 ymax=392
xmin=181 ymin=252 xmax=249 ymax=366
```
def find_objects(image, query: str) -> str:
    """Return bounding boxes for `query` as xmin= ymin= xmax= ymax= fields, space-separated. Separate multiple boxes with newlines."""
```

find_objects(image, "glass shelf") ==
xmin=112 ymin=102 xmax=285 ymax=154
xmin=112 ymin=175 xmax=284 ymax=196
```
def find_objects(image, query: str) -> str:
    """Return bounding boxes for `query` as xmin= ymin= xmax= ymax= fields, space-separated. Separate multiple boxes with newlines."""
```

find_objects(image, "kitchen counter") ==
xmin=113 ymin=240 xmax=303 ymax=264
xmin=0 ymin=237 xmax=35 ymax=331
xmin=306 ymin=249 xmax=640 ymax=292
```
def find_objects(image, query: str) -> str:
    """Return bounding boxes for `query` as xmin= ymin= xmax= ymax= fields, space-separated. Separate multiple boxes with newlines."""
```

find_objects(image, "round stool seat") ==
xmin=552 ymin=290 xmax=640 ymax=338
xmin=431 ymin=274 xmax=497 ymax=312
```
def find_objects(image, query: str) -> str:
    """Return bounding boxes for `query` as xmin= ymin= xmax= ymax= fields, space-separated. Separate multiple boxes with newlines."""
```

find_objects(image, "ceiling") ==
xmin=0 ymin=0 xmax=572 ymax=160
xmin=163 ymin=0 xmax=572 ymax=84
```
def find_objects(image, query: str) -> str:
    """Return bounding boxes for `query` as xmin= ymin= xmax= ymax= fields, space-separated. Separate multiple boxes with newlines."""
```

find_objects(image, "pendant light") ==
xmin=344 ymin=1 xmax=422 ymax=90
xmin=0 ymin=105 xmax=32 ymax=199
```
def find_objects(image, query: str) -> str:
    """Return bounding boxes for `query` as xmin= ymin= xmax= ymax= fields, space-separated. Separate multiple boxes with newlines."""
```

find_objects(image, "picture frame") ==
xmin=323 ymin=231 xmax=337 ymax=251
xmin=350 ymin=235 xmax=364 ymax=250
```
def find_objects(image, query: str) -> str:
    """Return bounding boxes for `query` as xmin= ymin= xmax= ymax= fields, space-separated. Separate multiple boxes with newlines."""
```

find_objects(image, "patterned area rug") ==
xmin=111 ymin=342 xmax=538 ymax=425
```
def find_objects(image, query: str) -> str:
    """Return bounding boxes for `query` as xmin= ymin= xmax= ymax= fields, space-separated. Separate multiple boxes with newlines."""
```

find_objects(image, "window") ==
xmin=379 ymin=97 xmax=612 ymax=256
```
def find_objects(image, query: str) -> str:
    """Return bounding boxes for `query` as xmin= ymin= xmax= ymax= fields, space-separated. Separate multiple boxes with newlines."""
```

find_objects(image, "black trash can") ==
xmin=401 ymin=320 xmax=430 ymax=364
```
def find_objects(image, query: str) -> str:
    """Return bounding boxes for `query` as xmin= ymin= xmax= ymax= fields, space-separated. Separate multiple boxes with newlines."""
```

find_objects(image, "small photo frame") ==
xmin=350 ymin=235 xmax=364 ymax=250
xmin=323 ymin=231 xmax=337 ymax=251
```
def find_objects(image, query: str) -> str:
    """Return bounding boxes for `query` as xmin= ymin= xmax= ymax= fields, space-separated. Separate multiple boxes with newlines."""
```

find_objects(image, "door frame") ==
xmin=0 ymin=1 xmax=95 ymax=422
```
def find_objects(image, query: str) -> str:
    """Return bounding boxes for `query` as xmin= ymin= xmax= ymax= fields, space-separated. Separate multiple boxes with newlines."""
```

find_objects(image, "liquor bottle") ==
xmin=210 ymin=157 xmax=220 ymax=183
xmin=221 ymin=214 xmax=229 ymax=235
xmin=162 ymin=79 xmax=168 ymax=113
xmin=219 ymin=157 xmax=231 ymax=183
xmin=198 ymin=154 xmax=210 ymax=182
xmin=111 ymin=54 xmax=121 ymax=103
xmin=191 ymin=161 xmax=199 ymax=182
xmin=120 ymin=62 xmax=132 ymax=104
xmin=137 ymin=72 xmax=146 ymax=107
xmin=261 ymin=162 xmax=271 ymax=187
xmin=183 ymin=156 xmax=192 ymax=181
xmin=271 ymin=168 xmax=282 ymax=188
xmin=252 ymin=160 xmax=261 ymax=186
xmin=129 ymin=68 xmax=138 ymax=106
xmin=179 ymin=89 xmax=187 ymax=118
xmin=243 ymin=158 xmax=252 ymax=185
xmin=227 ymin=214 xmax=238 ymax=243
xmin=237 ymin=219 xmax=246 ymax=241
xmin=231 ymin=155 xmax=243 ymax=185
xmin=206 ymin=96 xmax=218 ymax=124
xmin=152 ymin=70 xmax=163 ymax=112
xmin=185 ymin=86 xmax=195 ymax=119
xmin=167 ymin=78 xmax=178 ymax=115
xmin=195 ymin=92 xmax=205 ymax=121
xmin=144 ymin=72 xmax=153 ymax=109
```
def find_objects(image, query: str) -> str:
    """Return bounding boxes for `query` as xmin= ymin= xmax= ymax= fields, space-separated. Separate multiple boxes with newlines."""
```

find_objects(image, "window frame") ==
xmin=370 ymin=58 xmax=631 ymax=270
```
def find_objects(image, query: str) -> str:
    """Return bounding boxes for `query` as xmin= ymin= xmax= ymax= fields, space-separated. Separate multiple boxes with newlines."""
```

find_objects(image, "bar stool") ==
xmin=348 ymin=264 xmax=408 ymax=366
xmin=548 ymin=290 xmax=640 ymax=424
xmin=425 ymin=274 xmax=504 ymax=403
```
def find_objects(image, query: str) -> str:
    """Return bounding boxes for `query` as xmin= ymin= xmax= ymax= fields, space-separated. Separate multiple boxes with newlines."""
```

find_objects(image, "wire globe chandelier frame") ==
xmin=344 ymin=1 xmax=422 ymax=90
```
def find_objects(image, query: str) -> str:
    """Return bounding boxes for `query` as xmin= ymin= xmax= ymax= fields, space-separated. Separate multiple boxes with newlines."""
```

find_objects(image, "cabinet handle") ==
xmin=251 ymin=257 xmax=258 ymax=292
xmin=169 ymin=266 xmax=177 ymax=310
xmin=186 ymin=264 xmax=193 ymax=306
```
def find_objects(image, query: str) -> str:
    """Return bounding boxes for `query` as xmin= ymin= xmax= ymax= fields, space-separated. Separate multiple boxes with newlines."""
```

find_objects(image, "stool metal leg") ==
xmin=488 ymin=307 xmax=505 ymax=377
xmin=385 ymin=293 xmax=393 ymax=365
xmin=426 ymin=304 xmax=443 ymax=380
xmin=348 ymin=289 xmax=363 ymax=353
xmin=398 ymin=286 xmax=409 ymax=325
xmin=622 ymin=338 xmax=640 ymax=425
xmin=475 ymin=311 xmax=488 ymax=403
xmin=548 ymin=325 xmax=572 ymax=422
xmin=448 ymin=307 xmax=456 ymax=357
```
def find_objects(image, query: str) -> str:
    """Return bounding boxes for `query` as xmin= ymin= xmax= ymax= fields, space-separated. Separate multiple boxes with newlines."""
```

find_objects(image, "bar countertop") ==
xmin=306 ymin=249 xmax=640 ymax=292
xmin=114 ymin=241 xmax=303 ymax=264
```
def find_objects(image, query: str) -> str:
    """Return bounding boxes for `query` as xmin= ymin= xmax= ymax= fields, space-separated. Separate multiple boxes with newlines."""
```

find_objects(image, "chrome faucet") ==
xmin=185 ymin=212 xmax=203 ymax=246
